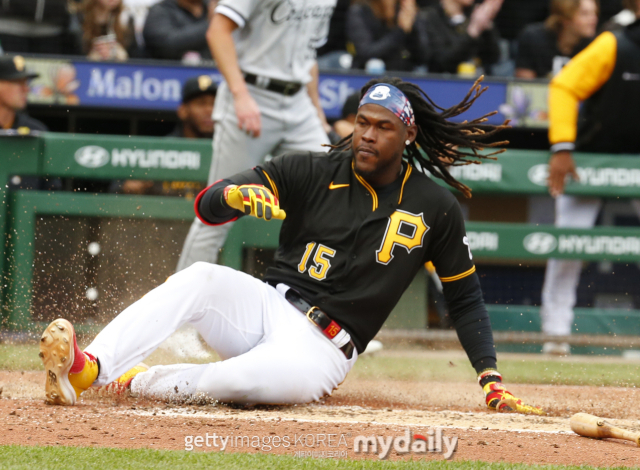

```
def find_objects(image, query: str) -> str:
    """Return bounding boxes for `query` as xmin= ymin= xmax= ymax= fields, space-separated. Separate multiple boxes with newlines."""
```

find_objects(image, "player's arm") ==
xmin=306 ymin=62 xmax=331 ymax=134
xmin=194 ymin=152 xmax=311 ymax=225
xmin=430 ymin=200 xmax=544 ymax=414
xmin=547 ymin=32 xmax=617 ymax=196
xmin=207 ymin=3 xmax=262 ymax=137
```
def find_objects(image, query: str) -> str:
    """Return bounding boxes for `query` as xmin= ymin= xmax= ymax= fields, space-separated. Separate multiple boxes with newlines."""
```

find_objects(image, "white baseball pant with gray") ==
xmin=540 ymin=195 xmax=640 ymax=335
xmin=85 ymin=262 xmax=357 ymax=403
xmin=177 ymin=82 xmax=329 ymax=271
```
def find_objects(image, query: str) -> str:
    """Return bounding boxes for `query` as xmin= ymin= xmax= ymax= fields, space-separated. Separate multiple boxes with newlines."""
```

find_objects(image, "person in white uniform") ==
xmin=176 ymin=0 xmax=335 ymax=271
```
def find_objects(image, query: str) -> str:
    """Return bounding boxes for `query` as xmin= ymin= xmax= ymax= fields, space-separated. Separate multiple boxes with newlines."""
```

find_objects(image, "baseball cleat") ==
xmin=39 ymin=318 xmax=99 ymax=405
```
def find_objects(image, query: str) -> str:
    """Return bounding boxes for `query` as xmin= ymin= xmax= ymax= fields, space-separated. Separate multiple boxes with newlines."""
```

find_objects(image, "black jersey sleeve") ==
xmin=257 ymin=152 xmax=314 ymax=212
xmin=427 ymin=198 xmax=496 ymax=373
xmin=427 ymin=198 xmax=475 ymax=281
xmin=195 ymin=152 xmax=313 ymax=225
xmin=195 ymin=168 xmax=271 ymax=225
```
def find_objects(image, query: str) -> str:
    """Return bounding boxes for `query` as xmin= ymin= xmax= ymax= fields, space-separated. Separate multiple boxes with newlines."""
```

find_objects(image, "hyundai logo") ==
xmin=523 ymin=232 xmax=557 ymax=255
xmin=74 ymin=146 xmax=110 ymax=168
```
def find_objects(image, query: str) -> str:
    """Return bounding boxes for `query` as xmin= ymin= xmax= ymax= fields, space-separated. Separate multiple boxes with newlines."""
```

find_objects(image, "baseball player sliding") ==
xmin=40 ymin=77 xmax=543 ymax=415
xmin=177 ymin=0 xmax=335 ymax=271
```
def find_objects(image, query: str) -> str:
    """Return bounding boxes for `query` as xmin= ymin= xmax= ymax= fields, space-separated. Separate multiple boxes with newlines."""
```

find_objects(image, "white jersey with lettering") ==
xmin=177 ymin=0 xmax=332 ymax=272
xmin=216 ymin=0 xmax=336 ymax=84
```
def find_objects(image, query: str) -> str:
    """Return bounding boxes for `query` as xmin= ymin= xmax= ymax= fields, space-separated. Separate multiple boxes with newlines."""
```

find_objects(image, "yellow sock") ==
xmin=68 ymin=355 xmax=99 ymax=398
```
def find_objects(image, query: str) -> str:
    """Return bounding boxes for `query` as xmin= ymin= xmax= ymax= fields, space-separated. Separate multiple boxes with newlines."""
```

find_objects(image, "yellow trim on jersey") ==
xmin=352 ymin=161 xmax=378 ymax=211
xmin=439 ymin=265 xmax=476 ymax=283
xmin=261 ymin=170 xmax=280 ymax=200
xmin=549 ymin=31 xmax=617 ymax=146
xmin=398 ymin=164 xmax=412 ymax=204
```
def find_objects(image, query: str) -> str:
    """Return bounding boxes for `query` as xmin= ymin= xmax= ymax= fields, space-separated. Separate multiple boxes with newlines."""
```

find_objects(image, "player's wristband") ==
xmin=550 ymin=142 xmax=575 ymax=154
xmin=477 ymin=369 xmax=502 ymax=387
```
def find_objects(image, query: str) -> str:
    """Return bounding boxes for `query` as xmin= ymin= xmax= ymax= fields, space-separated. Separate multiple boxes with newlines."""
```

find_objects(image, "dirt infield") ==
xmin=2 ymin=369 xmax=640 ymax=467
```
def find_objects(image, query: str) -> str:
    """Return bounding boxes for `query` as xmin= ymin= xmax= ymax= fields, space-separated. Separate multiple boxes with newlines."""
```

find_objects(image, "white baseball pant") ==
xmin=176 ymin=82 xmax=329 ymax=271
xmin=540 ymin=195 xmax=640 ymax=335
xmin=84 ymin=262 xmax=357 ymax=404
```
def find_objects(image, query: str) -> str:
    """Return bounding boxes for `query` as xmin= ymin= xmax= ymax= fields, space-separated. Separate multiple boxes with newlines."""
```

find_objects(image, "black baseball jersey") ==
xmin=198 ymin=149 xmax=492 ymax=361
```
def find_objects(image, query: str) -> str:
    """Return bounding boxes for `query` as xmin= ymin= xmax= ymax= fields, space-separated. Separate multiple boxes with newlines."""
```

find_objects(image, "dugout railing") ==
xmin=3 ymin=133 xmax=640 ymax=349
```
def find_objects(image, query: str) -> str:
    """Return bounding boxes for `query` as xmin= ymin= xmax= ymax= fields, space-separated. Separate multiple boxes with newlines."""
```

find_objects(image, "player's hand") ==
xmin=223 ymin=184 xmax=286 ymax=221
xmin=548 ymin=150 xmax=579 ymax=197
xmin=483 ymin=380 xmax=545 ymax=415
xmin=233 ymin=90 xmax=261 ymax=138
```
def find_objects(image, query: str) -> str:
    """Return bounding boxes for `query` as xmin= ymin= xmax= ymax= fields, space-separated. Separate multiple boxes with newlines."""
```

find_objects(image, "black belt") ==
xmin=284 ymin=288 xmax=355 ymax=360
xmin=243 ymin=73 xmax=303 ymax=96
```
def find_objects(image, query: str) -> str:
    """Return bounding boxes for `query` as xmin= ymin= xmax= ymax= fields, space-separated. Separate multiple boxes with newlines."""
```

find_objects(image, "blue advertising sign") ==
xmin=25 ymin=58 xmax=507 ymax=124
xmin=74 ymin=62 xmax=221 ymax=110
xmin=318 ymin=73 xmax=507 ymax=122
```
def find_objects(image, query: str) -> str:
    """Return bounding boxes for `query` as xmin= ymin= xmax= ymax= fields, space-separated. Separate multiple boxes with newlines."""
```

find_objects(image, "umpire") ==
xmin=541 ymin=0 xmax=640 ymax=355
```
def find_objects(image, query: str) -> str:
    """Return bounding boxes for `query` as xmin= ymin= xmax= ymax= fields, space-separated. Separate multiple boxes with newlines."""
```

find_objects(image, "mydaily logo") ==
xmin=74 ymin=146 xmax=201 ymax=170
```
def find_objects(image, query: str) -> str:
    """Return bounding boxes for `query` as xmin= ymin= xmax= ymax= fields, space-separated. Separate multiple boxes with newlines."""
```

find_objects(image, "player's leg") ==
xmin=130 ymin=285 xmax=358 ymax=404
xmin=276 ymin=90 xmax=329 ymax=153
xmin=176 ymin=83 xmax=282 ymax=270
xmin=40 ymin=262 xmax=281 ymax=405
xmin=540 ymin=195 xmax=602 ymax=351
xmin=84 ymin=263 xmax=277 ymax=386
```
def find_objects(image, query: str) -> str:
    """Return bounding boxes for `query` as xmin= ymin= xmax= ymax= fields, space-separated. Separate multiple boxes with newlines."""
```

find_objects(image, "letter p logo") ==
xmin=376 ymin=210 xmax=429 ymax=265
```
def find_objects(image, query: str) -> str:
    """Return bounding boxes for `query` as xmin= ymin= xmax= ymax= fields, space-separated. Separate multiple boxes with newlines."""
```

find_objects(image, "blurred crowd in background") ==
xmin=0 ymin=0 xmax=634 ymax=78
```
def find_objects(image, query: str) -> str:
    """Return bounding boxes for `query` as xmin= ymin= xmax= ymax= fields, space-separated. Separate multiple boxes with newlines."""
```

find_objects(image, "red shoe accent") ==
xmin=69 ymin=330 xmax=85 ymax=374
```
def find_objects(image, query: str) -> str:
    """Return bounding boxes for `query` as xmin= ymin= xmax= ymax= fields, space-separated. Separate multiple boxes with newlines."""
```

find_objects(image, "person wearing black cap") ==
xmin=119 ymin=75 xmax=216 ymax=199
xmin=0 ymin=55 xmax=47 ymax=133
xmin=167 ymin=75 xmax=217 ymax=139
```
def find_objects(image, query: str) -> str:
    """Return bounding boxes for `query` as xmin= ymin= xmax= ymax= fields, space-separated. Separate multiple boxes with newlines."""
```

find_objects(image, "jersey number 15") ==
xmin=298 ymin=242 xmax=336 ymax=281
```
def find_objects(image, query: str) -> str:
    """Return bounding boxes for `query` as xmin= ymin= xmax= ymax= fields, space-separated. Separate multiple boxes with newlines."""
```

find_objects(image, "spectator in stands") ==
xmin=81 ymin=0 xmax=138 ymax=61
xmin=317 ymin=0 xmax=351 ymax=68
xmin=422 ymin=0 xmax=502 ymax=75
xmin=81 ymin=0 xmax=137 ymax=61
xmin=515 ymin=0 xmax=599 ymax=79
xmin=143 ymin=0 xmax=214 ymax=61
xmin=346 ymin=0 xmax=431 ymax=72
xmin=0 ymin=56 xmax=47 ymax=133
xmin=119 ymin=75 xmax=215 ymax=196
xmin=0 ymin=0 xmax=79 ymax=55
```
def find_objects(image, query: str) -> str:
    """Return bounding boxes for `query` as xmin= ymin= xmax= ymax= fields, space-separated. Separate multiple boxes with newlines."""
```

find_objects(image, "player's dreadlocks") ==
xmin=330 ymin=76 xmax=509 ymax=198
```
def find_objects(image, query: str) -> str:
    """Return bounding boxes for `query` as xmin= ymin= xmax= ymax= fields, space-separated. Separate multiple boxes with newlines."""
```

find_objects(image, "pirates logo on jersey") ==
xmin=368 ymin=85 xmax=391 ymax=101
xmin=376 ymin=210 xmax=429 ymax=265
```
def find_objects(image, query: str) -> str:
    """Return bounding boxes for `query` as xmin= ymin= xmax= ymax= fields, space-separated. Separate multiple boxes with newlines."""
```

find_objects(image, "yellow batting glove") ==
xmin=479 ymin=370 xmax=545 ymax=415
xmin=223 ymin=184 xmax=286 ymax=221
